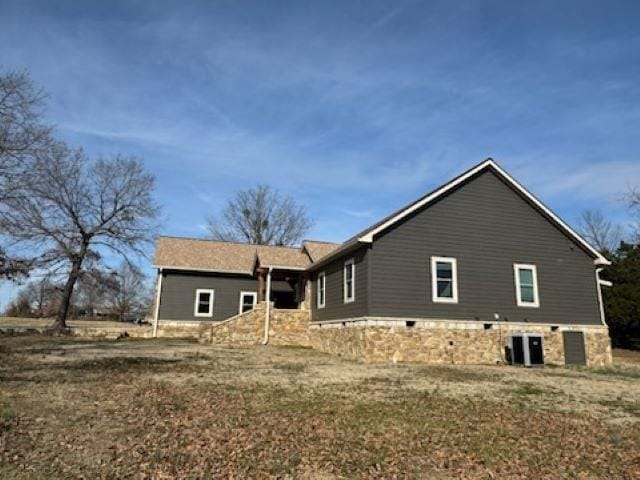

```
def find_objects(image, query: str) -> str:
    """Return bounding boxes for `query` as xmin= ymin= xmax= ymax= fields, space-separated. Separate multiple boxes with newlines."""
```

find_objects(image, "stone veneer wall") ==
xmin=198 ymin=303 xmax=311 ymax=347
xmin=309 ymin=320 xmax=613 ymax=366
xmin=268 ymin=309 xmax=312 ymax=346
xmin=161 ymin=305 xmax=612 ymax=366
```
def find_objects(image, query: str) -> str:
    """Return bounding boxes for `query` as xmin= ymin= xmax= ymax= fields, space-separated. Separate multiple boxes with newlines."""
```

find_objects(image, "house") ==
xmin=152 ymin=159 xmax=613 ymax=366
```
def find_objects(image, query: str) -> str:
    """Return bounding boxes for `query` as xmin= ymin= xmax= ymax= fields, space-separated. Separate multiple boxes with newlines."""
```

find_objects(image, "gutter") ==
xmin=260 ymin=264 xmax=307 ymax=271
xmin=262 ymin=267 xmax=273 ymax=345
xmin=152 ymin=265 xmax=254 ymax=275
xmin=594 ymin=257 xmax=612 ymax=267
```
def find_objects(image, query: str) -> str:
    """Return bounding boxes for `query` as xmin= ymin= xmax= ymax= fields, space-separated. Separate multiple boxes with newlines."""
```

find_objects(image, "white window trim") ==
xmin=343 ymin=258 xmax=355 ymax=304
xmin=317 ymin=272 xmax=326 ymax=309
xmin=194 ymin=288 xmax=215 ymax=317
xmin=431 ymin=256 xmax=458 ymax=304
xmin=514 ymin=263 xmax=540 ymax=308
xmin=238 ymin=291 xmax=257 ymax=314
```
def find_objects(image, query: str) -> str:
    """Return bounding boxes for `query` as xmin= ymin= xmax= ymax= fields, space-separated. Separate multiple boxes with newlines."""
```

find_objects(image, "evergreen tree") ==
xmin=602 ymin=242 xmax=640 ymax=348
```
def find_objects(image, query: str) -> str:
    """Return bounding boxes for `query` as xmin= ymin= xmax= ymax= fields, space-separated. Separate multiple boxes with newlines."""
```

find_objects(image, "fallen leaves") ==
xmin=0 ymin=337 xmax=639 ymax=479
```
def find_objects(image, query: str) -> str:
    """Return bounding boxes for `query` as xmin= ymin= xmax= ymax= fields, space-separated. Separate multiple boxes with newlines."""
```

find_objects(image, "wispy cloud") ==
xmin=0 ymin=0 xmax=638 ymax=270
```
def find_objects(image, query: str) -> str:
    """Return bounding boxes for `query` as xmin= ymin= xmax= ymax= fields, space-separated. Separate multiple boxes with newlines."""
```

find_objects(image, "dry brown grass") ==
xmin=1 ymin=336 xmax=639 ymax=479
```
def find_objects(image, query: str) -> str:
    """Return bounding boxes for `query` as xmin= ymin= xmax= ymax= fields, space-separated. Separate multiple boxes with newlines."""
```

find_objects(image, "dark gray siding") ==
xmin=311 ymin=247 xmax=369 ymax=321
xmin=367 ymin=170 xmax=602 ymax=325
xmin=158 ymin=271 xmax=261 ymax=321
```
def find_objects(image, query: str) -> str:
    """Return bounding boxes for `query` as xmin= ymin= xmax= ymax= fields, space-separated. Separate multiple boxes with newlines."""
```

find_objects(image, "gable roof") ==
xmin=257 ymin=244 xmax=310 ymax=269
xmin=153 ymin=236 xmax=321 ymax=273
xmin=311 ymin=159 xmax=609 ymax=268
xmin=154 ymin=237 xmax=259 ymax=274
xmin=302 ymin=240 xmax=341 ymax=262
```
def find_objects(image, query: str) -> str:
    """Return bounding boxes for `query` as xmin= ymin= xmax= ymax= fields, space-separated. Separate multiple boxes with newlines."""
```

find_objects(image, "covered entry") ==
xmin=257 ymin=267 xmax=307 ymax=309
xmin=563 ymin=331 xmax=587 ymax=365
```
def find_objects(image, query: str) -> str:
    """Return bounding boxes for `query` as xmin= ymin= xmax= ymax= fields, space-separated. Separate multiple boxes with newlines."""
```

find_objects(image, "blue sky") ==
xmin=1 ymin=0 xmax=639 ymax=308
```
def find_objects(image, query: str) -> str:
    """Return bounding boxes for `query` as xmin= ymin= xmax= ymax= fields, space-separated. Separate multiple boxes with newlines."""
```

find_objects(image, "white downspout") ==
xmin=595 ymin=268 xmax=612 ymax=327
xmin=152 ymin=269 xmax=163 ymax=338
xmin=262 ymin=267 xmax=273 ymax=345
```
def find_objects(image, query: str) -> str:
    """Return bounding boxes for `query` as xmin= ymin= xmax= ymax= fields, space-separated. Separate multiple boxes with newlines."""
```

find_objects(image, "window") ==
xmin=431 ymin=256 xmax=458 ymax=303
xmin=239 ymin=291 xmax=257 ymax=314
xmin=194 ymin=289 xmax=214 ymax=317
xmin=514 ymin=264 xmax=539 ymax=307
xmin=317 ymin=272 xmax=326 ymax=308
xmin=343 ymin=259 xmax=355 ymax=303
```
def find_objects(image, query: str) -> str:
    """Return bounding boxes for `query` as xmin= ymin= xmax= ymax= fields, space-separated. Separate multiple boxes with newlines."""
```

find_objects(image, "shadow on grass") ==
xmin=0 ymin=356 xmax=185 ymax=384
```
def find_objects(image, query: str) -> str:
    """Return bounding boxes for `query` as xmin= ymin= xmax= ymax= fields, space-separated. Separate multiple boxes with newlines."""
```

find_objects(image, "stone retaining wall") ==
xmin=309 ymin=320 xmax=612 ymax=366
xmin=197 ymin=303 xmax=311 ymax=347
xmin=268 ymin=309 xmax=312 ymax=347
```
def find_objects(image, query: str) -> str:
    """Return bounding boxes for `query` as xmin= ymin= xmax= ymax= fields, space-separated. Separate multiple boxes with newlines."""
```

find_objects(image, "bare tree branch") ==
xmin=578 ymin=209 xmax=623 ymax=254
xmin=206 ymin=185 xmax=313 ymax=246
xmin=628 ymin=185 xmax=640 ymax=243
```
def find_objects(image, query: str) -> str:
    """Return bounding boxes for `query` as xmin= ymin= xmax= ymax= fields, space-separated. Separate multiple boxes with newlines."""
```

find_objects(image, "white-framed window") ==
xmin=238 ymin=291 xmax=257 ymax=314
xmin=343 ymin=258 xmax=355 ymax=303
xmin=317 ymin=272 xmax=326 ymax=309
xmin=431 ymin=256 xmax=458 ymax=303
xmin=514 ymin=264 xmax=540 ymax=307
xmin=194 ymin=289 xmax=215 ymax=317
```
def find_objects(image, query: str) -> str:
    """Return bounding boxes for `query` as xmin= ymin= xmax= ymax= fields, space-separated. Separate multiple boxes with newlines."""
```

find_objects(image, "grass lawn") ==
xmin=1 ymin=336 xmax=639 ymax=479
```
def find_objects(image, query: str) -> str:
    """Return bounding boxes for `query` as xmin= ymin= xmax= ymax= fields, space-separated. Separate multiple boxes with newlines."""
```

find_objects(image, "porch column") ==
xmin=257 ymin=268 xmax=266 ymax=302
xmin=297 ymin=272 xmax=309 ymax=310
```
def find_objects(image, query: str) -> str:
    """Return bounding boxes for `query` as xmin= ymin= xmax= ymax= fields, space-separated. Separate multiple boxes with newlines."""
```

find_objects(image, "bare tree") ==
xmin=106 ymin=261 xmax=147 ymax=320
xmin=0 ymin=70 xmax=52 ymax=177
xmin=2 ymin=275 xmax=63 ymax=318
xmin=0 ymin=70 xmax=54 ymax=279
xmin=28 ymin=274 xmax=63 ymax=318
xmin=0 ymin=145 xmax=160 ymax=332
xmin=578 ymin=209 xmax=623 ymax=254
xmin=206 ymin=185 xmax=313 ymax=246
xmin=2 ymin=289 xmax=32 ymax=318
xmin=628 ymin=186 xmax=640 ymax=242
xmin=75 ymin=268 xmax=118 ymax=317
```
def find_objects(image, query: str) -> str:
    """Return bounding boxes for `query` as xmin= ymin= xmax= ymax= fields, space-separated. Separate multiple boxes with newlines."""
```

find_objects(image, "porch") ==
xmin=256 ymin=266 xmax=310 ymax=310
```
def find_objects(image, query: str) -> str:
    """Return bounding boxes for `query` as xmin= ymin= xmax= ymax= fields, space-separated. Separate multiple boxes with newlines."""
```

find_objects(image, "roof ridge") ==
xmin=257 ymin=244 xmax=304 ymax=251
xmin=158 ymin=235 xmax=302 ymax=249
xmin=303 ymin=239 xmax=341 ymax=245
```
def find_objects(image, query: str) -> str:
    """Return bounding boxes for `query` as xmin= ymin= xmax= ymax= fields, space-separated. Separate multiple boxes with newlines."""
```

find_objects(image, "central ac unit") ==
xmin=507 ymin=333 xmax=544 ymax=367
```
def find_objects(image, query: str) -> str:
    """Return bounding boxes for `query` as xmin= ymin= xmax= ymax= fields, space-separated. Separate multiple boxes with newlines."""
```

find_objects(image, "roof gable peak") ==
xmin=356 ymin=158 xmax=608 ymax=265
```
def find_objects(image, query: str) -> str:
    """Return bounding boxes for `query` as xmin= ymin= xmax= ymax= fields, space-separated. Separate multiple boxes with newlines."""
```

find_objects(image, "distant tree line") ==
xmin=3 ymin=262 xmax=151 ymax=321
xmin=579 ymin=188 xmax=640 ymax=349
xmin=0 ymin=69 xmax=160 ymax=331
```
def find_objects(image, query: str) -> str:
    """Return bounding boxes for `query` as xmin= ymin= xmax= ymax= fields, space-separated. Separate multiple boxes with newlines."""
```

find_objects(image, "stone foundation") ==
xmin=309 ymin=319 xmax=612 ymax=366
xmin=157 ymin=309 xmax=612 ymax=367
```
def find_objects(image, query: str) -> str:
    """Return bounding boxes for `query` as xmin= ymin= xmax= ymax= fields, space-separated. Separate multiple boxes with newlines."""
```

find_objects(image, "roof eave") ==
xmin=307 ymin=240 xmax=363 ymax=270
xmin=153 ymin=265 xmax=254 ymax=275
xmin=258 ymin=264 xmax=307 ymax=271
